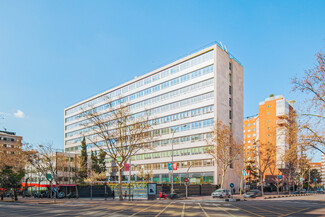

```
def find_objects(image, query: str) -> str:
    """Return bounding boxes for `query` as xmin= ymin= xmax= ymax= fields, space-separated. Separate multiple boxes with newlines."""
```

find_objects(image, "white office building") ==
xmin=64 ymin=43 xmax=243 ymax=188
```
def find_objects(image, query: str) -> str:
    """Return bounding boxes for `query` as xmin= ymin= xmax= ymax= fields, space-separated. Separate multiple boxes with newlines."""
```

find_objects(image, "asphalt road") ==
xmin=0 ymin=194 xmax=324 ymax=216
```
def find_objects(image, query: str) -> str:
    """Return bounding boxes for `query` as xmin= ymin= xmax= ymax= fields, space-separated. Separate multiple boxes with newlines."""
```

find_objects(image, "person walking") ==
xmin=112 ymin=190 xmax=115 ymax=200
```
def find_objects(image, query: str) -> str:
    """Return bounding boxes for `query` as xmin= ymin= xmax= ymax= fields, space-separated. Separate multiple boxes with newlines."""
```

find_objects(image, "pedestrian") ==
xmin=112 ymin=190 xmax=115 ymax=200
xmin=124 ymin=191 xmax=127 ymax=199
xmin=233 ymin=188 xmax=236 ymax=195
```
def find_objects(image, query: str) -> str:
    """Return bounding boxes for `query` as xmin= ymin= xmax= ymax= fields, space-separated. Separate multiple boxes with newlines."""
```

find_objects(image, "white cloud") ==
xmin=14 ymin=109 xmax=25 ymax=118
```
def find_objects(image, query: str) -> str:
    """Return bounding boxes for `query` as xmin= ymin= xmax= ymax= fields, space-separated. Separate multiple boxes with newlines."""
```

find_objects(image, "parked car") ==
xmin=211 ymin=189 xmax=231 ymax=198
xmin=300 ymin=189 xmax=307 ymax=194
xmin=58 ymin=192 xmax=65 ymax=199
xmin=67 ymin=192 xmax=77 ymax=199
xmin=243 ymin=190 xmax=262 ymax=198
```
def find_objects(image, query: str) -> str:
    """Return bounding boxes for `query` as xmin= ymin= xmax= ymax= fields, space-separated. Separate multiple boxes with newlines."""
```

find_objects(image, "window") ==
xmin=229 ymin=110 xmax=232 ymax=119
xmin=253 ymin=128 xmax=256 ymax=131
xmin=247 ymin=123 xmax=251 ymax=127
xmin=229 ymin=62 xmax=232 ymax=70
xmin=253 ymin=123 xmax=256 ymax=125
xmin=229 ymin=86 xmax=232 ymax=95
xmin=247 ymin=129 xmax=251 ymax=132
xmin=229 ymin=98 xmax=232 ymax=107
xmin=229 ymin=73 xmax=232 ymax=82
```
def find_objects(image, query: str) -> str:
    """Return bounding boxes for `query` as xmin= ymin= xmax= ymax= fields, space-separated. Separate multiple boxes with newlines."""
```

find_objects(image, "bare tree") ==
xmin=28 ymin=144 xmax=69 ymax=195
xmin=292 ymin=50 xmax=325 ymax=153
xmin=84 ymin=98 xmax=153 ymax=200
xmin=256 ymin=142 xmax=276 ymax=196
xmin=206 ymin=120 xmax=243 ymax=189
xmin=137 ymin=168 xmax=153 ymax=182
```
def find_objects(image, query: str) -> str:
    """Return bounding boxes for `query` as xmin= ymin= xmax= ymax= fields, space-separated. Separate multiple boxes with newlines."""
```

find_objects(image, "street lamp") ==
xmin=171 ymin=124 xmax=187 ymax=195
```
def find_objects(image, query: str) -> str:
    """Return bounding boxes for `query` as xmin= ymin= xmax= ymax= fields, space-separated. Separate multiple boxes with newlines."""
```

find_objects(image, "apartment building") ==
xmin=243 ymin=95 xmax=295 ymax=183
xmin=0 ymin=130 xmax=23 ymax=168
xmin=64 ymin=43 xmax=243 ymax=188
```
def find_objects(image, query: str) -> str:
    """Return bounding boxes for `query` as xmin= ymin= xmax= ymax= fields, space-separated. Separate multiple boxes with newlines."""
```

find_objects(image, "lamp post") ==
xmin=171 ymin=124 xmax=187 ymax=195
xmin=171 ymin=129 xmax=175 ymax=194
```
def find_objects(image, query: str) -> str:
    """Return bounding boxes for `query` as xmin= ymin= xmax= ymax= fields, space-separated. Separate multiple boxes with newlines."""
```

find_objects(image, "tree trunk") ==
xmin=239 ymin=172 xmax=243 ymax=195
xmin=14 ymin=190 xmax=17 ymax=201
xmin=260 ymin=172 xmax=264 ymax=196
xmin=220 ymin=166 xmax=226 ymax=189
xmin=118 ymin=166 xmax=123 ymax=200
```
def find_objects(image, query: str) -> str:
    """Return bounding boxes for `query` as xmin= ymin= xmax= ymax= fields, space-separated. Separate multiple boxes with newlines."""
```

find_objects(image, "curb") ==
xmin=264 ymin=193 xmax=314 ymax=199
xmin=225 ymin=198 xmax=241 ymax=202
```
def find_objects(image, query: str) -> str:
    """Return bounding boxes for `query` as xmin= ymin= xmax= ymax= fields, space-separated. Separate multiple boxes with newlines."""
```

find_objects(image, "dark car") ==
xmin=243 ymin=190 xmax=262 ymax=198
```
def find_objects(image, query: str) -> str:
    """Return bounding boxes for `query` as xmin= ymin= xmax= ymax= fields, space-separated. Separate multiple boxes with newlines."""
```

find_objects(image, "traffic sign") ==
xmin=245 ymin=170 xmax=250 ymax=176
xmin=241 ymin=170 xmax=245 ymax=176
xmin=168 ymin=163 xmax=173 ymax=170
xmin=278 ymin=175 xmax=282 ymax=179
xmin=52 ymin=187 xmax=58 ymax=193
xmin=230 ymin=183 xmax=234 ymax=188
xmin=184 ymin=178 xmax=189 ymax=183
xmin=46 ymin=173 xmax=52 ymax=180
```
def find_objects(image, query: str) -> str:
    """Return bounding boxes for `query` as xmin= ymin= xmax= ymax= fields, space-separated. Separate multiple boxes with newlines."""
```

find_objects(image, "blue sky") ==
xmin=0 ymin=1 xmax=324 ymax=160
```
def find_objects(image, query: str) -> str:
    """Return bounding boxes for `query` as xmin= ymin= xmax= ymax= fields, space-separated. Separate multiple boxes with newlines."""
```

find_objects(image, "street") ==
xmin=0 ymin=194 xmax=324 ymax=216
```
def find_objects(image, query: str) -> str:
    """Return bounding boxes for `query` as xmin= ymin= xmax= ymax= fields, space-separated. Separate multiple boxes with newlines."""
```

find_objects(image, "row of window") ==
xmin=66 ymin=103 xmax=213 ymax=139
xmin=244 ymin=122 xmax=256 ymax=127
xmin=65 ymin=51 xmax=214 ymax=116
xmin=244 ymin=134 xmax=256 ymax=138
xmin=131 ymin=146 xmax=211 ymax=161
xmin=65 ymin=88 xmax=214 ymax=138
xmin=107 ymin=159 xmax=214 ymax=173
xmin=0 ymin=137 xmax=15 ymax=142
xmin=65 ymin=68 xmax=212 ymax=123
xmin=65 ymin=117 xmax=214 ymax=149
xmin=244 ymin=128 xmax=256 ymax=133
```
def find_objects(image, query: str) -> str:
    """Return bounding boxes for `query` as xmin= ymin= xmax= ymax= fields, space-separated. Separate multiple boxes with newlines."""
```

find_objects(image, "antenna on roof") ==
xmin=219 ymin=41 xmax=224 ymax=49
xmin=224 ymin=45 xmax=228 ymax=53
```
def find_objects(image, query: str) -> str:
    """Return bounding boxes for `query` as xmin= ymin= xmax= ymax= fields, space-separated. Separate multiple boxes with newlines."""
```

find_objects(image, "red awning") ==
xmin=58 ymin=184 xmax=77 ymax=187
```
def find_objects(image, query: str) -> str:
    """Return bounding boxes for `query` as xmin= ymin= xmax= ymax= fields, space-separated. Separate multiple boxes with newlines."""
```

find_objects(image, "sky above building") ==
xmin=0 ymin=0 xmax=324 ymax=160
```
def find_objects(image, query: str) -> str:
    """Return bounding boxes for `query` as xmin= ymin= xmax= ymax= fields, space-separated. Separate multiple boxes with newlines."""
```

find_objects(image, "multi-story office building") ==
xmin=243 ymin=95 xmax=295 ymax=183
xmin=64 ymin=43 xmax=243 ymax=188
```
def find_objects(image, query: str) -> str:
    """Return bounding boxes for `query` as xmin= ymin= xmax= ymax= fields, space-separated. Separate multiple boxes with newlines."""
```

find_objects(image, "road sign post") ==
xmin=52 ymin=187 xmax=58 ymax=203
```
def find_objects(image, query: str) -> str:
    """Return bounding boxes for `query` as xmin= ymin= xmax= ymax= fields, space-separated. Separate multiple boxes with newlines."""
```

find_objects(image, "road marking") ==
xmin=215 ymin=205 xmax=236 ymax=217
xmin=245 ymin=204 xmax=283 ymax=215
xmin=228 ymin=204 xmax=264 ymax=217
xmin=198 ymin=203 xmax=209 ymax=217
xmin=181 ymin=202 xmax=185 ymax=217
xmin=130 ymin=202 xmax=159 ymax=216
xmin=155 ymin=202 xmax=173 ymax=217
xmin=280 ymin=207 xmax=312 ymax=217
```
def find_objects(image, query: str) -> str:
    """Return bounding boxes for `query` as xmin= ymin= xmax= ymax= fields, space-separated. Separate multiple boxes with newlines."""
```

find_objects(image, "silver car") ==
xmin=211 ymin=189 xmax=231 ymax=198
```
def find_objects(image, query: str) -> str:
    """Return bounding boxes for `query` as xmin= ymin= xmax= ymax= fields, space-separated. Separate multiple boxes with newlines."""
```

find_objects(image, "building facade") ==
xmin=0 ymin=130 xmax=23 ymax=168
xmin=64 ymin=43 xmax=243 ymax=189
xmin=243 ymin=95 xmax=295 ymax=182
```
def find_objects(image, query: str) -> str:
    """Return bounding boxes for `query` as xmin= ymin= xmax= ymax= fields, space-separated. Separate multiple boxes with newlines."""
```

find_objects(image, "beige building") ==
xmin=64 ymin=43 xmax=243 ymax=190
